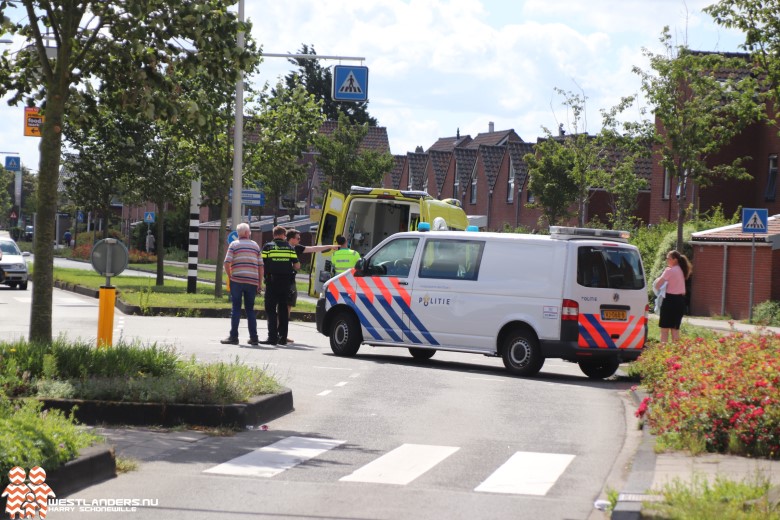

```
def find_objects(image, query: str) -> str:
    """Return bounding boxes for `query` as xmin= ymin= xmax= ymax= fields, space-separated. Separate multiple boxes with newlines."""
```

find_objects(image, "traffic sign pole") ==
xmin=742 ymin=208 xmax=768 ymax=323
xmin=749 ymin=233 xmax=755 ymax=323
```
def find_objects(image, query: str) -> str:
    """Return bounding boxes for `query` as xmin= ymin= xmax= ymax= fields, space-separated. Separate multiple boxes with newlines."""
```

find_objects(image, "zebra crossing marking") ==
xmin=203 ymin=436 xmax=345 ymax=478
xmin=475 ymin=451 xmax=575 ymax=495
xmin=339 ymin=444 xmax=459 ymax=485
xmin=203 ymin=437 xmax=575 ymax=495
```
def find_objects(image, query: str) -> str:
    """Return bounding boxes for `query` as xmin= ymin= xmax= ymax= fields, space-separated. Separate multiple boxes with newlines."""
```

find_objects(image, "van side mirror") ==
xmin=354 ymin=258 xmax=366 ymax=275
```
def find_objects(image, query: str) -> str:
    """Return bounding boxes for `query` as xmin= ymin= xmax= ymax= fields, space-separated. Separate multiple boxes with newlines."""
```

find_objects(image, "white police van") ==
xmin=315 ymin=226 xmax=648 ymax=379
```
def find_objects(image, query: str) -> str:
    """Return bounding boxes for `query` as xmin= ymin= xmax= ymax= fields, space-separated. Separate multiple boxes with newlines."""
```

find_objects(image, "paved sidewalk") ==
xmin=611 ymin=316 xmax=780 ymax=519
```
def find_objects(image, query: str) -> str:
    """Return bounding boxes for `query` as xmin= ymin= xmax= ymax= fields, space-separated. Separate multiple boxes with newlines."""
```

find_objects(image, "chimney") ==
xmin=488 ymin=122 xmax=494 ymax=133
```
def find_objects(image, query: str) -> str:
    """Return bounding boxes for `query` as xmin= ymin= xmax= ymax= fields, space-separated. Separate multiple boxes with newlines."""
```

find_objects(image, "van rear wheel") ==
xmin=330 ymin=311 xmax=362 ymax=357
xmin=578 ymin=358 xmax=620 ymax=379
xmin=408 ymin=347 xmax=435 ymax=360
xmin=501 ymin=329 xmax=544 ymax=376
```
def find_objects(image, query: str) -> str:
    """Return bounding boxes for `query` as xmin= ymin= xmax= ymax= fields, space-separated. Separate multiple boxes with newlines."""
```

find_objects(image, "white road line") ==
xmin=317 ymin=390 xmax=332 ymax=396
xmin=13 ymin=297 xmax=31 ymax=303
xmin=335 ymin=381 xmax=348 ymax=387
xmin=203 ymin=436 xmax=345 ymax=478
xmin=349 ymin=373 xmax=360 ymax=378
xmin=475 ymin=451 xmax=575 ymax=495
xmin=340 ymin=444 xmax=459 ymax=485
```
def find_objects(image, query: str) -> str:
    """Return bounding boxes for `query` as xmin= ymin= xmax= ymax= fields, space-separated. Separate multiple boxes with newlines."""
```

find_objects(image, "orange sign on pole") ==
xmin=24 ymin=107 xmax=43 ymax=137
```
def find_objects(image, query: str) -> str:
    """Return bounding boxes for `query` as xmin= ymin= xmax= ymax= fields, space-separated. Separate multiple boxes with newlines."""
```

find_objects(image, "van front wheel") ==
xmin=330 ymin=311 xmax=362 ymax=357
xmin=409 ymin=347 xmax=435 ymax=360
xmin=578 ymin=358 xmax=620 ymax=379
xmin=501 ymin=330 xmax=543 ymax=376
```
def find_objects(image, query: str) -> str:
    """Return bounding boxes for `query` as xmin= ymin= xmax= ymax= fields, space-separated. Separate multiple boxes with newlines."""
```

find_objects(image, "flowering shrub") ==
xmin=635 ymin=332 xmax=780 ymax=459
xmin=128 ymin=248 xmax=156 ymax=264
xmin=71 ymin=243 xmax=92 ymax=260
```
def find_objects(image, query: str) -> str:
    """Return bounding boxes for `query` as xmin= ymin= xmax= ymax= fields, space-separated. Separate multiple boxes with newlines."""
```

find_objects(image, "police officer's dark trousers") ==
xmin=265 ymin=275 xmax=293 ymax=342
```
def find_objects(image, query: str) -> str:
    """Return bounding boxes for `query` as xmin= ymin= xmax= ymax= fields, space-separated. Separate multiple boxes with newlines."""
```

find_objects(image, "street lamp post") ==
xmin=231 ymin=0 xmax=244 ymax=230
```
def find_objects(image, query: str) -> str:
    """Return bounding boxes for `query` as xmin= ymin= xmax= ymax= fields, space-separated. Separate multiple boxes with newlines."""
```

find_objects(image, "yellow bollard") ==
xmin=97 ymin=286 xmax=116 ymax=348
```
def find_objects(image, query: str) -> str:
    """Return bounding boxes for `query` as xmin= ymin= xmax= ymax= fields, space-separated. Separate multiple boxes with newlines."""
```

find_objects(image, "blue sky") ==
xmin=1 ymin=0 xmax=746 ymax=174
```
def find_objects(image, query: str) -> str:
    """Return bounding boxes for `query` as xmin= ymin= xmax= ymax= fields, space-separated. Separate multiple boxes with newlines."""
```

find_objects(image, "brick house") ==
xmin=381 ymin=124 xmax=650 ymax=231
xmin=689 ymin=215 xmax=780 ymax=319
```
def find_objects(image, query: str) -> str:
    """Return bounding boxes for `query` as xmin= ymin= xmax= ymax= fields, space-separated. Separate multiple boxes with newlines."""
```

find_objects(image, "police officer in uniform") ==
xmin=261 ymin=226 xmax=300 ymax=345
xmin=332 ymin=235 xmax=361 ymax=275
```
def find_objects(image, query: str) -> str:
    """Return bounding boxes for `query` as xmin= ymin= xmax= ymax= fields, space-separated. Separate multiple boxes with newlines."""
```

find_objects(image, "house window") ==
xmin=423 ymin=177 xmax=429 ymax=193
xmin=527 ymin=190 xmax=535 ymax=204
xmin=454 ymin=176 xmax=459 ymax=199
xmin=470 ymin=177 xmax=477 ymax=204
xmin=663 ymin=168 xmax=671 ymax=199
xmin=676 ymin=169 xmax=688 ymax=200
xmin=766 ymin=154 xmax=778 ymax=202
xmin=507 ymin=164 xmax=515 ymax=203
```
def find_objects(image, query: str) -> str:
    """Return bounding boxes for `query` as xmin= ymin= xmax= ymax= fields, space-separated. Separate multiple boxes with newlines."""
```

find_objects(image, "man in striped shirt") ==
xmin=221 ymin=222 xmax=264 ymax=345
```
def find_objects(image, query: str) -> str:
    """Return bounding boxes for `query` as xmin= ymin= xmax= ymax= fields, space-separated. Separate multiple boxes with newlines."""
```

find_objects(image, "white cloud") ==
xmin=0 ymin=0 xmax=748 ymax=172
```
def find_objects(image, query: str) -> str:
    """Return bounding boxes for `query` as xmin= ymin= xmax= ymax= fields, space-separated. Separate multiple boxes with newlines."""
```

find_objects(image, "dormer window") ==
xmin=507 ymin=164 xmax=515 ymax=203
xmin=470 ymin=176 xmax=477 ymax=204
xmin=766 ymin=154 xmax=777 ymax=202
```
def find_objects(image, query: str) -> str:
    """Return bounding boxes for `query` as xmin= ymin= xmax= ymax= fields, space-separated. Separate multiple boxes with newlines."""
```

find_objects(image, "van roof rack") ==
xmin=549 ymin=226 xmax=630 ymax=242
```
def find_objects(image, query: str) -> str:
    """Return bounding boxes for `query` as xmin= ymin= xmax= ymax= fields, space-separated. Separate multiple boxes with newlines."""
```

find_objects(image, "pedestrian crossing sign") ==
xmin=332 ymin=65 xmax=368 ymax=102
xmin=144 ymin=211 xmax=155 ymax=224
xmin=742 ymin=208 xmax=768 ymax=234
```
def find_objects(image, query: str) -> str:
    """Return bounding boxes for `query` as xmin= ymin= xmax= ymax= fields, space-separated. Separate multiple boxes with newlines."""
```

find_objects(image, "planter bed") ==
xmin=36 ymin=387 xmax=293 ymax=428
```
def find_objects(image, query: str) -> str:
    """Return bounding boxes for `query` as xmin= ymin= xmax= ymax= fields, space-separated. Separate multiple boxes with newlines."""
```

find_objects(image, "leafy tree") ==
xmin=0 ymin=1 xmax=253 ymax=342
xmin=282 ymin=44 xmax=377 ymax=125
xmin=633 ymin=28 xmax=764 ymax=251
xmin=553 ymin=88 xmax=611 ymax=227
xmin=0 ymin=166 xmax=11 ymax=226
xmin=598 ymin=96 xmax=654 ymax=229
xmin=245 ymin=79 xmax=324 ymax=226
xmin=706 ymin=0 xmax=780 ymax=132
xmin=524 ymin=136 xmax=578 ymax=228
xmin=314 ymin=113 xmax=394 ymax=195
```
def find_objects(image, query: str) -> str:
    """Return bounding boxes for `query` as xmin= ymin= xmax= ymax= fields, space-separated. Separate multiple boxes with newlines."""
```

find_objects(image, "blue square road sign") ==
xmin=742 ymin=208 xmax=768 ymax=234
xmin=4 ymin=156 xmax=21 ymax=172
xmin=332 ymin=65 xmax=368 ymax=102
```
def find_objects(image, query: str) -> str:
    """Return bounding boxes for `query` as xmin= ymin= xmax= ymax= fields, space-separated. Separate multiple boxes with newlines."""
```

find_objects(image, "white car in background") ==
xmin=0 ymin=237 xmax=30 ymax=290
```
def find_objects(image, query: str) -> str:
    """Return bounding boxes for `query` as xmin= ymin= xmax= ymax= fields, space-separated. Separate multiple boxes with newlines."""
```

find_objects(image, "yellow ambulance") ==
xmin=308 ymin=186 xmax=469 ymax=296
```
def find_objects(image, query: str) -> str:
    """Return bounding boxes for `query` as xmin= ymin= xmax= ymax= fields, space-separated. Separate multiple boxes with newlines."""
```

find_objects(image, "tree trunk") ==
xmin=29 ymin=81 xmax=67 ymax=343
xmin=156 ymin=203 xmax=165 ymax=286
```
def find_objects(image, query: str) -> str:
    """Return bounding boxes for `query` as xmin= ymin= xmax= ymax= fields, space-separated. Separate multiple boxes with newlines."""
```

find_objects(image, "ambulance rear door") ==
xmin=420 ymin=198 xmax=469 ymax=231
xmin=310 ymin=189 xmax=345 ymax=296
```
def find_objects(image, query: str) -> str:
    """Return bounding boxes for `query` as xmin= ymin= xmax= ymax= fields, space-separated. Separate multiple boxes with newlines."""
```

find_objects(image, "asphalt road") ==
xmin=1 ymin=283 xmax=633 ymax=520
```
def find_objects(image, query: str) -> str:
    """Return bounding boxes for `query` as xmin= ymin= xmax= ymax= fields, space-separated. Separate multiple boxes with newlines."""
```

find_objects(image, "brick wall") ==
xmin=690 ymin=242 xmax=774 ymax=319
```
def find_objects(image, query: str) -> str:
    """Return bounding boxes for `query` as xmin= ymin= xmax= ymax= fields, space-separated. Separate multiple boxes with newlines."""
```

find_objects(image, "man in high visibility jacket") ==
xmin=332 ymin=235 xmax=361 ymax=275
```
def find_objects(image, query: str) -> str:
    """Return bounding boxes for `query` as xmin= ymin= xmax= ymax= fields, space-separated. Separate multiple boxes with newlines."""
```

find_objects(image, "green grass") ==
xmin=1 ymin=337 xmax=282 ymax=404
xmin=643 ymin=475 xmax=779 ymax=520
xmin=129 ymin=262 xmax=218 ymax=283
xmin=51 ymin=267 xmax=316 ymax=313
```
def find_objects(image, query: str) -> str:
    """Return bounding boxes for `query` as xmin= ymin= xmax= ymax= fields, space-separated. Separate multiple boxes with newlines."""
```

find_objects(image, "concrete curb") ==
xmin=45 ymin=444 xmax=117 ymax=498
xmin=38 ymin=387 xmax=294 ymax=428
xmin=53 ymin=280 xmax=315 ymax=321
xmin=611 ymin=389 xmax=660 ymax=520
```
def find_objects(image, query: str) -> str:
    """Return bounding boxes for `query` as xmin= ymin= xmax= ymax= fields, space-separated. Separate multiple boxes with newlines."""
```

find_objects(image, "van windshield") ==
xmin=577 ymin=246 xmax=645 ymax=290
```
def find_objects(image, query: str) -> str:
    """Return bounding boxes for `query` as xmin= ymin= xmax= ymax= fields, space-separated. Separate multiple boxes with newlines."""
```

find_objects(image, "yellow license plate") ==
xmin=602 ymin=310 xmax=627 ymax=321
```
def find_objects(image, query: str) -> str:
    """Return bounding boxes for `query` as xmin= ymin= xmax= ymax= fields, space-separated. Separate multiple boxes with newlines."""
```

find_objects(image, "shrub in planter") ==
xmin=0 ymin=396 xmax=99 ymax=489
